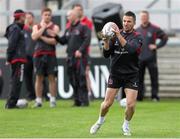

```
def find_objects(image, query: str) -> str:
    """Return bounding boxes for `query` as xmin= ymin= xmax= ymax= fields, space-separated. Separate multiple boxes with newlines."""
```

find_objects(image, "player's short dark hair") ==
xmin=72 ymin=3 xmax=83 ymax=10
xmin=41 ymin=7 xmax=52 ymax=15
xmin=124 ymin=11 xmax=136 ymax=22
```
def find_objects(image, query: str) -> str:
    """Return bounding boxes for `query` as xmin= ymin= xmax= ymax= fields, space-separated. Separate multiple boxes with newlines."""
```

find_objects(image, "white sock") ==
xmin=36 ymin=97 xmax=42 ymax=104
xmin=124 ymin=119 xmax=130 ymax=125
xmin=97 ymin=116 xmax=105 ymax=124
xmin=50 ymin=96 xmax=56 ymax=102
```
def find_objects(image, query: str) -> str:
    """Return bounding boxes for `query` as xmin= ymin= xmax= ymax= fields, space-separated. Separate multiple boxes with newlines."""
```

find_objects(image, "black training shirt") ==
xmin=103 ymin=30 xmax=143 ymax=76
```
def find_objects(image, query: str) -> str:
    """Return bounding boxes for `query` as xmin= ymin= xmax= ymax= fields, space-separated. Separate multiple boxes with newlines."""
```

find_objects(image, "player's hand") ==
xmin=149 ymin=44 xmax=157 ymax=50
xmin=41 ymin=21 xmax=47 ymax=29
xmin=98 ymin=31 xmax=109 ymax=41
xmin=75 ymin=50 xmax=82 ymax=58
xmin=111 ymin=23 xmax=120 ymax=37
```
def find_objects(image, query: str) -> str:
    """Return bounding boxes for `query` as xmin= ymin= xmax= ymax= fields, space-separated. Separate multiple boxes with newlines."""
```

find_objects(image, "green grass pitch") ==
xmin=0 ymin=99 xmax=180 ymax=138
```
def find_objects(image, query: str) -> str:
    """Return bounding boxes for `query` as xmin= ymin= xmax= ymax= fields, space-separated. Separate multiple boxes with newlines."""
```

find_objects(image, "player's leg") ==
xmin=47 ymin=56 xmax=57 ymax=107
xmin=86 ymin=65 xmax=93 ymax=99
xmin=48 ymin=74 xmax=57 ymax=107
xmin=34 ymin=74 xmax=44 ymax=107
xmin=34 ymin=57 xmax=44 ymax=107
xmin=122 ymin=88 xmax=138 ymax=136
xmin=90 ymin=87 xmax=119 ymax=134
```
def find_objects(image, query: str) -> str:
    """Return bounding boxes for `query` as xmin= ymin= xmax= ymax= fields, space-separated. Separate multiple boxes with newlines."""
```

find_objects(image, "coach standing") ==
xmin=4 ymin=9 xmax=27 ymax=109
xmin=54 ymin=10 xmax=91 ymax=106
xmin=136 ymin=10 xmax=168 ymax=101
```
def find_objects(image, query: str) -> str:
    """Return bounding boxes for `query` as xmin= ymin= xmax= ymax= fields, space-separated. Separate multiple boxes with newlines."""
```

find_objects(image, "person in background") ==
xmin=136 ymin=10 xmax=168 ymax=101
xmin=54 ymin=9 xmax=91 ymax=106
xmin=4 ymin=9 xmax=27 ymax=109
xmin=67 ymin=4 xmax=94 ymax=100
xmin=31 ymin=7 xmax=60 ymax=107
xmin=23 ymin=12 xmax=36 ymax=101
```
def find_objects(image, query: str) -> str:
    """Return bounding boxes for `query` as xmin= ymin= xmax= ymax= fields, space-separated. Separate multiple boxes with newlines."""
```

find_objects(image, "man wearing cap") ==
xmin=4 ymin=9 xmax=27 ymax=109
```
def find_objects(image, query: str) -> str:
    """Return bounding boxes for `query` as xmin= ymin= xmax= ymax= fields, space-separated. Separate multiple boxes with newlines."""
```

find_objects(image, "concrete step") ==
xmin=157 ymin=46 xmax=180 ymax=54
xmin=144 ymin=92 xmax=180 ymax=98
xmin=146 ymin=86 xmax=180 ymax=92
xmin=158 ymin=59 xmax=180 ymax=63
xmin=157 ymin=64 xmax=180 ymax=68
xmin=145 ymin=80 xmax=180 ymax=86
xmin=145 ymin=74 xmax=180 ymax=80
xmin=157 ymin=70 xmax=180 ymax=74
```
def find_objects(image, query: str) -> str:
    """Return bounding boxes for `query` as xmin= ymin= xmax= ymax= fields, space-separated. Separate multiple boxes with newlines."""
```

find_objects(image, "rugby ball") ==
xmin=102 ymin=22 xmax=117 ymax=39
xmin=16 ymin=99 xmax=28 ymax=108
xmin=119 ymin=98 xmax=127 ymax=108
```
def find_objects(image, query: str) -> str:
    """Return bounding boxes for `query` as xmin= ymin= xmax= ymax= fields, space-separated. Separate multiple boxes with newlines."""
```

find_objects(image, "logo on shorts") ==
xmin=132 ymin=82 xmax=138 ymax=88
xmin=108 ymin=78 xmax=113 ymax=85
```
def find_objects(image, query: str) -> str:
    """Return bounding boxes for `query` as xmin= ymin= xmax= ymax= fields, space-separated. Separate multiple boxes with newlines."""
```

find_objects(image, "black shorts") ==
xmin=34 ymin=55 xmax=57 ymax=76
xmin=107 ymin=73 xmax=139 ymax=90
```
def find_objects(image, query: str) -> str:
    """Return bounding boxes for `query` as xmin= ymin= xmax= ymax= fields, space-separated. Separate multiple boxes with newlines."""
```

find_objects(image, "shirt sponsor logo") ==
xmin=108 ymin=78 xmax=113 ymax=85
xmin=114 ymin=50 xmax=128 ymax=55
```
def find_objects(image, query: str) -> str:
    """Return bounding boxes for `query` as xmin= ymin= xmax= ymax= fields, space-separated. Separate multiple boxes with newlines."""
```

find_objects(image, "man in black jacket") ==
xmin=4 ymin=9 xmax=27 ymax=109
xmin=54 ymin=9 xmax=91 ymax=106
xmin=136 ymin=10 xmax=168 ymax=101
xmin=90 ymin=11 xmax=142 ymax=136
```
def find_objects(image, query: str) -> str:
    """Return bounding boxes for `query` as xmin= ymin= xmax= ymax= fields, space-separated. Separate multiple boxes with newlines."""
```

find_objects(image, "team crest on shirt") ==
xmin=114 ymin=41 xmax=119 ymax=46
xmin=108 ymin=78 xmax=113 ymax=85
xmin=132 ymin=82 xmax=138 ymax=88
xmin=147 ymin=32 xmax=152 ymax=37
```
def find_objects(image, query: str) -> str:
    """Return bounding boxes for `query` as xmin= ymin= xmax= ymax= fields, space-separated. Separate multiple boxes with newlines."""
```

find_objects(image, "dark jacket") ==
xmin=103 ymin=30 xmax=143 ymax=76
xmin=136 ymin=23 xmax=168 ymax=61
xmin=4 ymin=22 xmax=27 ymax=64
xmin=23 ymin=25 xmax=35 ymax=57
xmin=56 ymin=21 xmax=91 ymax=57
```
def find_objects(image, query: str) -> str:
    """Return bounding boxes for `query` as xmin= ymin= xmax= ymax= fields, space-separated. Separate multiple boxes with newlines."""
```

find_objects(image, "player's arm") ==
xmin=31 ymin=24 xmax=46 ymax=41
xmin=103 ymin=39 xmax=110 ymax=50
xmin=54 ymin=29 xmax=68 ymax=45
xmin=125 ymin=35 xmax=143 ymax=54
xmin=102 ymin=38 xmax=116 ymax=58
xmin=78 ymin=26 xmax=91 ymax=54
xmin=102 ymin=39 xmax=111 ymax=58
xmin=5 ymin=27 xmax=20 ymax=63
xmin=111 ymin=25 xmax=127 ymax=47
xmin=112 ymin=25 xmax=142 ymax=54
xmin=40 ymin=25 xmax=60 ymax=45
xmin=156 ymin=27 xmax=168 ymax=49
